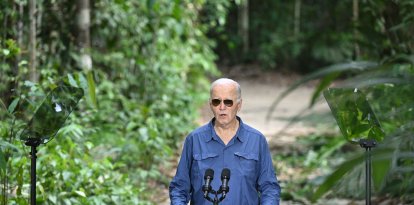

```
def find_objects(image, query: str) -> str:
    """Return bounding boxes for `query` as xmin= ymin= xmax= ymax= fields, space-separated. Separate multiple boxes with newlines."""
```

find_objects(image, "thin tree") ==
xmin=294 ymin=0 xmax=301 ymax=37
xmin=238 ymin=0 xmax=249 ymax=55
xmin=77 ymin=0 xmax=92 ymax=71
xmin=77 ymin=0 xmax=96 ymax=108
xmin=353 ymin=0 xmax=360 ymax=60
xmin=29 ymin=0 xmax=38 ymax=82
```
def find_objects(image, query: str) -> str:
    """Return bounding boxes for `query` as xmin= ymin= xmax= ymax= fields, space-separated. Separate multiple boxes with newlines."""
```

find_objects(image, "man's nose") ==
xmin=219 ymin=102 xmax=227 ymax=110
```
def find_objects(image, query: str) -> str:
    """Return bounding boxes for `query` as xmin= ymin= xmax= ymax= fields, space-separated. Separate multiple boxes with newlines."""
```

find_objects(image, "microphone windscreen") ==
xmin=221 ymin=168 xmax=230 ymax=180
xmin=205 ymin=169 xmax=214 ymax=179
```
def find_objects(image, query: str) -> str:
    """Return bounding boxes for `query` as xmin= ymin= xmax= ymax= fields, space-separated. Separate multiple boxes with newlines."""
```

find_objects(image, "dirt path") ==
xmin=157 ymin=71 xmax=332 ymax=204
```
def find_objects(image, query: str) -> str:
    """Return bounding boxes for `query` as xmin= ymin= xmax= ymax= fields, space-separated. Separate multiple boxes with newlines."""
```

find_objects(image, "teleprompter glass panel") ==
xmin=20 ymin=86 xmax=84 ymax=144
xmin=323 ymin=88 xmax=385 ymax=144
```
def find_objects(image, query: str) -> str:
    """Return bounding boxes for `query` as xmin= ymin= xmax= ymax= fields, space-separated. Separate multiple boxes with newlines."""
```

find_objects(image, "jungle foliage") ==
xmin=264 ymin=1 xmax=414 ymax=204
xmin=1 ymin=0 xmax=414 ymax=204
xmin=215 ymin=0 xmax=414 ymax=73
xmin=273 ymin=59 xmax=414 ymax=204
xmin=1 ymin=0 xmax=223 ymax=204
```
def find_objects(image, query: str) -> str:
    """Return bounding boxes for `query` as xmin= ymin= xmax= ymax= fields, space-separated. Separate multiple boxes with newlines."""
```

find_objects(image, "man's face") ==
xmin=209 ymin=83 xmax=242 ymax=127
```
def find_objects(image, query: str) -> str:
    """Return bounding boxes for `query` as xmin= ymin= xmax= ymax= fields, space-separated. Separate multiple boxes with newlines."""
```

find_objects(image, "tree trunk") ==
xmin=238 ymin=0 xmax=249 ymax=55
xmin=77 ymin=0 xmax=97 ymax=108
xmin=18 ymin=3 xmax=24 ymax=48
xmin=29 ymin=0 xmax=38 ymax=82
xmin=353 ymin=0 xmax=360 ymax=60
xmin=294 ymin=0 xmax=301 ymax=37
xmin=16 ymin=1 xmax=24 ymax=81
xmin=77 ymin=0 xmax=92 ymax=71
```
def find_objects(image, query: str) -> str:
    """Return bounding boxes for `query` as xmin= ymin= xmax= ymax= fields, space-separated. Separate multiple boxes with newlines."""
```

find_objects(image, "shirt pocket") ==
xmin=192 ymin=153 xmax=219 ymax=177
xmin=234 ymin=152 xmax=258 ymax=177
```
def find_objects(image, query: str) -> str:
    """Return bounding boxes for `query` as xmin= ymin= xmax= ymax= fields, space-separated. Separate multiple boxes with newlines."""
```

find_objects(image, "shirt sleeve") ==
xmin=258 ymin=136 xmax=281 ymax=205
xmin=169 ymin=136 xmax=193 ymax=205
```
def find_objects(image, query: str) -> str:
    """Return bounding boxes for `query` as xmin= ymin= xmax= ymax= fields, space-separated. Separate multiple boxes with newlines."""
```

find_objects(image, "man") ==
xmin=169 ymin=78 xmax=281 ymax=205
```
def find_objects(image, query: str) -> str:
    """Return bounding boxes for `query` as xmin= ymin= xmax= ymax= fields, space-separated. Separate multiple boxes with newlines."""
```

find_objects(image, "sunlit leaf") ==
xmin=86 ymin=71 xmax=97 ymax=108
xmin=68 ymin=74 xmax=78 ymax=87
xmin=75 ymin=190 xmax=86 ymax=197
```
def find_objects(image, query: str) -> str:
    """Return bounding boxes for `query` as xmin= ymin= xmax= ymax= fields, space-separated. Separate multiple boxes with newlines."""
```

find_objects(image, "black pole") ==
xmin=30 ymin=145 xmax=37 ymax=205
xmin=359 ymin=139 xmax=376 ymax=205
xmin=25 ymin=138 xmax=41 ymax=205
xmin=365 ymin=146 xmax=371 ymax=205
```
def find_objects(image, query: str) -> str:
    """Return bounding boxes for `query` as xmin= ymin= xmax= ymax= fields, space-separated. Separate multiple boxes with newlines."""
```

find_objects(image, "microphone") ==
xmin=220 ymin=168 xmax=230 ymax=196
xmin=203 ymin=169 xmax=214 ymax=198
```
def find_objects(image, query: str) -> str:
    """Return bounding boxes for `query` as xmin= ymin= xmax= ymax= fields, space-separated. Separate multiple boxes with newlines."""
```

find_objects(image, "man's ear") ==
xmin=237 ymin=99 xmax=242 ymax=112
xmin=209 ymin=101 xmax=214 ymax=112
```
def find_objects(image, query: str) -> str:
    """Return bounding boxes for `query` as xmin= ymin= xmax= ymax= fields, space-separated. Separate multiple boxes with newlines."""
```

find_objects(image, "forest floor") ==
xmin=152 ymin=66 xmax=367 ymax=205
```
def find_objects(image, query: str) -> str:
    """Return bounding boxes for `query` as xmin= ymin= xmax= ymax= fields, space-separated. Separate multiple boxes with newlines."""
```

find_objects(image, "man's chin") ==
xmin=215 ymin=117 xmax=229 ymax=126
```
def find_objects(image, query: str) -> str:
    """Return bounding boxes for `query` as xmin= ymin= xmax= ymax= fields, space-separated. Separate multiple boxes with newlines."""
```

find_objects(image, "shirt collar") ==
xmin=206 ymin=116 xmax=246 ymax=143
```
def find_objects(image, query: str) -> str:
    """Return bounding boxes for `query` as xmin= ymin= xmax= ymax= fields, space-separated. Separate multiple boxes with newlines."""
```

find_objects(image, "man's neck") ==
xmin=214 ymin=119 xmax=239 ymax=145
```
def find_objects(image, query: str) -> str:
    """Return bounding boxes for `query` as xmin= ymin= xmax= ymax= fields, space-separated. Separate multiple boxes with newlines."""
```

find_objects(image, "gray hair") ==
xmin=210 ymin=78 xmax=242 ymax=100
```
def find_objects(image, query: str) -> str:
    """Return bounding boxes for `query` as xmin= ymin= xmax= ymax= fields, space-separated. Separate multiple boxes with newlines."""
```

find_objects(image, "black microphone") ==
xmin=203 ymin=169 xmax=214 ymax=198
xmin=220 ymin=168 xmax=230 ymax=196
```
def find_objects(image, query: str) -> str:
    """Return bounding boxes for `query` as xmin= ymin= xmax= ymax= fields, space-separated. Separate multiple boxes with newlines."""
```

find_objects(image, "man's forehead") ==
xmin=211 ymin=84 xmax=236 ymax=93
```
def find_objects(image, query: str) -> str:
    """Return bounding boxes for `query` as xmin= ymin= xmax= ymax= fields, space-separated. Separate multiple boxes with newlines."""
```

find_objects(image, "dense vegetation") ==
xmin=1 ymin=0 xmax=221 ymax=204
xmin=1 ymin=0 xmax=413 ymax=204
xmin=215 ymin=0 xmax=414 ymax=72
xmin=262 ymin=1 xmax=414 ymax=204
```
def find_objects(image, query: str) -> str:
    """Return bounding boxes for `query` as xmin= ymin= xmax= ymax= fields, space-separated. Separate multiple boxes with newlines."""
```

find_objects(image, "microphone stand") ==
xmin=203 ymin=168 xmax=230 ymax=204
xmin=204 ymin=189 xmax=228 ymax=205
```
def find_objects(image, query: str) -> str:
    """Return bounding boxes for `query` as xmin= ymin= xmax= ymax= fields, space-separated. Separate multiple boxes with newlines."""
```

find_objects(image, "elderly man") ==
xmin=169 ymin=78 xmax=281 ymax=205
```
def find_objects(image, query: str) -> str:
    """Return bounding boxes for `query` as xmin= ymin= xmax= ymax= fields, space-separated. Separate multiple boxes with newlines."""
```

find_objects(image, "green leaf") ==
xmin=310 ymin=72 xmax=341 ymax=107
xmin=372 ymin=149 xmax=393 ymax=191
xmin=267 ymin=61 xmax=378 ymax=119
xmin=0 ymin=149 xmax=6 ymax=174
xmin=368 ymin=126 xmax=385 ymax=142
xmin=17 ymin=166 xmax=24 ymax=195
xmin=68 ymin=74 xmax=78 ymax=87
xmin=312 ymin=147 xmax=394 ymax=202
xmin=2 ymin=49 xmax=10 ymax=56
xmin=86 ymin=70 xmax=97 ymax=108
xmin=8 ymin=97 xmax=20 ymax=114
xmin=75 ymin=190 xmax=86 ymax=197
xmin=312 ymin=153 xmax=364 ymax=202
xmin=353 ymin=123 xmax=370 ymax=136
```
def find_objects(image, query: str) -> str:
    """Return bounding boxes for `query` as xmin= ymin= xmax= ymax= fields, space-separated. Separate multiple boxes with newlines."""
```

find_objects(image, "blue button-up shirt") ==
xmin=169 ymin=117 xmax=281 ymax=205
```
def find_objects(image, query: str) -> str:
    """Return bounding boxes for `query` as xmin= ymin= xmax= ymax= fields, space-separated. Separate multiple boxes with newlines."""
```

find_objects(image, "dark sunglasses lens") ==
xmin=212 ymin=99 xmax=221 ymax=106
xmin=212 ymin=99 xmax=234 ymax=107
xmin=223 ymin=100 xmax=233 ymax=107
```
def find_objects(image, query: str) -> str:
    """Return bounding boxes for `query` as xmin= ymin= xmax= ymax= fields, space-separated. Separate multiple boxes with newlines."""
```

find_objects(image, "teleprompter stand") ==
xmin=25 ymin=138 xmax=42 ymax=205
xmin=359 ymin=139 xmax=377 ymax=205
xmin=323 ymin=88 xmax=384 ymax=205
xmin=19 ymin=86 xmax=84 ymax=205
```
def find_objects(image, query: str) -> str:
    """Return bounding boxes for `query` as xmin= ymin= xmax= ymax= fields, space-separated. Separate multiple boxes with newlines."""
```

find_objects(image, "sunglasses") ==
xmin=211 ymin=99 xmax=234 ymax=107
